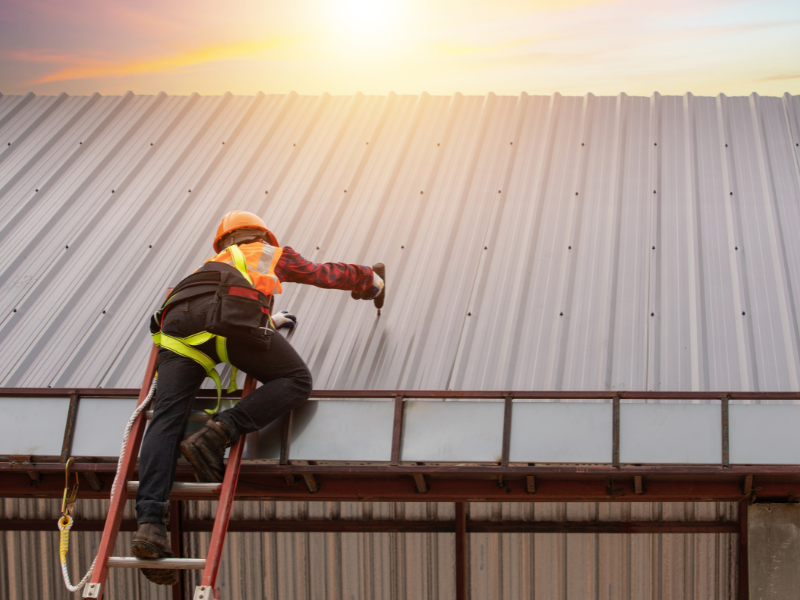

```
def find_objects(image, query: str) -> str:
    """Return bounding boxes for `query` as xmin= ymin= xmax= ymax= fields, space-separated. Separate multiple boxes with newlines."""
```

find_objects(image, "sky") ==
xmin=0 ymin=0 xmax=798 ymax=97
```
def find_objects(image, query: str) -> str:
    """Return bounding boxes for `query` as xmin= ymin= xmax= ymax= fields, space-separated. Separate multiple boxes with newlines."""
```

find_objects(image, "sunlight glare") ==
xmin=325 ymin=0 xmax=410 ymax=58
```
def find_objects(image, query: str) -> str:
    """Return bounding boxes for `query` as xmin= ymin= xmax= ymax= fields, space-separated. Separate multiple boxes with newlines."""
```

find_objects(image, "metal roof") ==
xmin=1 ymin=91 xmax=799 ymax=391
xmin=2 ymin=90 xmax=798 ymax=598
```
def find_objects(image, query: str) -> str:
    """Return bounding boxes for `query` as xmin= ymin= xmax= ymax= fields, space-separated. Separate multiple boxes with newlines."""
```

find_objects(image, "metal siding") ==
xmin=0 ymin=498 xmax=738 ymax=599
xmin=3 ymin=91 xmax=796 ymax=597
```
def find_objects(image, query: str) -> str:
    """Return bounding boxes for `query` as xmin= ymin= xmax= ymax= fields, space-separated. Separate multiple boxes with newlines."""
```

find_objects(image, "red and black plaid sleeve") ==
xmin=274 ymin=246 xmax=373 ymax=292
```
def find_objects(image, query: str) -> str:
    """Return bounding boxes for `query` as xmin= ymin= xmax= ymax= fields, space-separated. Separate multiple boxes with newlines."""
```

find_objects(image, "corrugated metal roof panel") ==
xmin=2 ymin=92 xmax=798 ymax=391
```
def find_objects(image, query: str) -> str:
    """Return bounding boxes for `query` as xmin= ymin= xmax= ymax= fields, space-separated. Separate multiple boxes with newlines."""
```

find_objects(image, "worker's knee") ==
xmin=295 ymin=364 xmax=313 ymax=397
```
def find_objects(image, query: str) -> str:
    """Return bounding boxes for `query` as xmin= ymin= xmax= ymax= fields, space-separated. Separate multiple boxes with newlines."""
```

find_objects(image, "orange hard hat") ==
xmin=213 ymin=210 xmax=279 ymax=252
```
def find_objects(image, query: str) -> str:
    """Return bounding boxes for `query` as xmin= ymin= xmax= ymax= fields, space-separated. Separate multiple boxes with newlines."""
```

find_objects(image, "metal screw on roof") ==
xmin=568 ymin=246 xmax=572 ymax=250
xmin=742 ymin=311 xmax=746 ymax=316
xmin=293 ymin=143 xmax=296 ymax=146
xmin=652 ymin=246 xmax=655 ymax=250
xmin=651 ymin=313 xmax=654 ymax=316
xmin=316 ymin=247 xmax=320 ymax=250
xmin=112 ymin=190 xmax=114 ymax=193
xmin=401 ymin=245 xmax=405 ymax=249
xmin=498 ymin=190 xmax=501 ymax=194
xmin=725 ymin=144 xmax=728 ymax=147
xmin=654 ymin=143 xmax=657 ymax=146
xmin=653 ymin=190 xmax=656 ymax=194
xmin=265 ymin=191 xmax=268 ymax=194
xmin=484 ymin=246 xmax=487 ymax=250
xmin=468 ymin=312 xmax=471 ymax=316
xmin=222 ymin=142 xmax=225 ymax=145
xmin=344 ymin=190 xmax=347 ymax=193
xmin=188 ymin=190 xmax=191 ymax=192
xmin=65 ymin=246 xmax=68 ymax=249
xmin=560 ymin=312 xmax=563 ymax=316
xmin=510 ymin=142 xmax=513 ymax=145
xmin=13 ymin=309 xmax=16 ymax=312
xmin=420 ymin=191 xmax=423 ymax=194
xmin=736 ymin=247 xmax=739 ymax=250
xmin=581 ymin=143 xmax=584 ymax=146
xmin=35 ymin=189 xmax=38 ymax=192
xmin=575 ymin=192 xmax=578 ymax=196
xmin=102 ymin=310 xmax=106 ymax=314
xmin=149 ymin=245 xmax=152 ymax=248
xmin=366 ymin=142 xmax=369 ymax=145
xmin=79 ymin=142 xmax=82 ymax=145
xmin=150 ymin=143 xmax=153 ymax=146
xmin=730 ymin=192 xmax=733 ymax=195
xmin=437 ymin=143 xmax=440 ymax=146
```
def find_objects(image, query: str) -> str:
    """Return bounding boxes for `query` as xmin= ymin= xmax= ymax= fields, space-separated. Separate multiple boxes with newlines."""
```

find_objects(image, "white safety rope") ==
xmin=60 ymin=376 xmax=158 ymax=593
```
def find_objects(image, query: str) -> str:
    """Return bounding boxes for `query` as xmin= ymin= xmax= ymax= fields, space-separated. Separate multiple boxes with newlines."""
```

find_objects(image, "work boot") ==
xmin=131 ymin=522 xmax=179 ymax=586
xmin=180 ymin=420 xmax=231 ymax=483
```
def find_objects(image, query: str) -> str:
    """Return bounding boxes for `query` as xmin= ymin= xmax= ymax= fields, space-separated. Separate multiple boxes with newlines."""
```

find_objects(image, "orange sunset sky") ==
xmin=1 ymin=0 xmax=799 ymax=97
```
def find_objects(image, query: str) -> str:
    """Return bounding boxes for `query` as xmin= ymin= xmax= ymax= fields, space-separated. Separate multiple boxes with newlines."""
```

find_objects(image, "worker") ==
xmin=130 ymin=210 xmax=384 ymax=585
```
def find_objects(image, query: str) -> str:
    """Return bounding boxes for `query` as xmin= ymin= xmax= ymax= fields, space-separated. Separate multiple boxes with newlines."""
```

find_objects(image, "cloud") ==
xmin=437 ymin=37 xmax=550 ymax=56
xmin=27 ymin=39 xmax=294 ymax=85
xmin=754 ymin=72 xmax=800 ymax=83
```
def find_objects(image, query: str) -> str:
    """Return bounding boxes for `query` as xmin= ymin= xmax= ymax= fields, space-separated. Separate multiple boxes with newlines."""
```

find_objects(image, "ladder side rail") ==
xmin=199 ymin=375 xmax=256 ymax=594
xmin=88 ymin=343 xmax=159 ymax=595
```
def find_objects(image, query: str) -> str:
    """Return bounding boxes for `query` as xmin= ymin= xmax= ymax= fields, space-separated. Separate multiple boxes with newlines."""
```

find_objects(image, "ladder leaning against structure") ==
xmin=78 ymin=342 xmax=252 ymax=600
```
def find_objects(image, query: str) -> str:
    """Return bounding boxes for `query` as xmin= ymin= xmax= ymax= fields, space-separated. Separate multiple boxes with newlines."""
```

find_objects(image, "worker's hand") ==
xmin=272 ymin=310 xmax=297 ymax=330
xmin=353 ymin=269 xmax=384 ymax=301
xmin=351 ymin=264 xmax=386 ymax=310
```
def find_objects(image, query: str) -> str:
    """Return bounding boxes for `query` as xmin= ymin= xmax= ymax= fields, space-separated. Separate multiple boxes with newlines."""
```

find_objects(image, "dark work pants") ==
xmin=135 ymin=296 xmax=312 ymax=525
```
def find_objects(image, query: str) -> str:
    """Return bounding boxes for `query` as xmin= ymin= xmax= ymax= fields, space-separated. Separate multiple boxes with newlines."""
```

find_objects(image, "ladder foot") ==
xmin=82 ymin=582 xmax=102 ymax=598
xmin=194 ymin=585 xmax=219 ymax=599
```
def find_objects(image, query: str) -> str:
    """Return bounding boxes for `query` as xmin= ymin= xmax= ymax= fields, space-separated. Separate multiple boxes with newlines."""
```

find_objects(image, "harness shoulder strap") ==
xmin=227 ymin=244 xmax=253 ymax=285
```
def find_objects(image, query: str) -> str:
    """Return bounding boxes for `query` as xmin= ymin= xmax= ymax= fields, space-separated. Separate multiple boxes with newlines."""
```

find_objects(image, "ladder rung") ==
xmin=127 ymin=481 xmax=221 ymax=495
xmin=107 ymin=557 xmax=206 ymax=570
xmin=146 ymin=410 xmax=208 ymax=421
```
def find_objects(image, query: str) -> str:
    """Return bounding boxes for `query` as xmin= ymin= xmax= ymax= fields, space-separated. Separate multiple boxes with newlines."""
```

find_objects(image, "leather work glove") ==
xmin=351 ymin=264 xmax=386 ymax=311
xmin=272 ymin=310 xmax=297 ymax=330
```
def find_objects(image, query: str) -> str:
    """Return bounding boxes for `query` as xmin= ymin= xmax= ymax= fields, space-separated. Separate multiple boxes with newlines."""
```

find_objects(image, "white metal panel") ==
xmin=509 ymin=402 xmax=612 ymax=463
xmin=71 ymin=397 xmax=137 ymax=457
xmin=620 ymin=403 xmax=721 ymax=464
xmin=401 ymin=401 xmax=505 ymax=462
xmin=288 ymin=400 xmax=394 ymax=461
xmin=0 ymin=397 xmax=69 ymax=456
xmin=730 ymin=403 xmax=800 ymax=464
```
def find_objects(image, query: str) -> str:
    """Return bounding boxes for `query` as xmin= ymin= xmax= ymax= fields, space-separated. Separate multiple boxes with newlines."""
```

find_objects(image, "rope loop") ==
xmin=58 ymin=376 xmax=158 ymax=593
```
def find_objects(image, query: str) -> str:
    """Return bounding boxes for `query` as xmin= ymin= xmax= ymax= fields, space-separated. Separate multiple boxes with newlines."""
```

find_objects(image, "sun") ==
xmin=341 ymin=0 xmax=394 ymax=30
xmin=324 ymin=0 xmax=409 ymax=52
xmin=339 ymin=0 xmax=398 ymax=32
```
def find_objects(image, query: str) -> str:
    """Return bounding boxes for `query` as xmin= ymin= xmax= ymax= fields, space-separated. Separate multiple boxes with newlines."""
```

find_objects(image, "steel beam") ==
xmin=455 ymin=502 xmax=469 ymax=600
xmin=3 ymin=472 xmax=798 ymax=503
xmin=0 ymin=518 xmax=739 ymax=534
xmin=739 ymin=501 xmax=749 ymax=600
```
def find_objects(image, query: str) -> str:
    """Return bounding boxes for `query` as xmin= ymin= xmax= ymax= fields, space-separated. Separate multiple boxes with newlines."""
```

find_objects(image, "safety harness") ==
xmin=151 ymin=245 xmax=273 ymax=415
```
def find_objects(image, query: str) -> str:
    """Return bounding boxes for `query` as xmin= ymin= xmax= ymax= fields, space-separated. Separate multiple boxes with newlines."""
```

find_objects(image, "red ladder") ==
xmin=82 ymin=343 xmax=254 ymax=599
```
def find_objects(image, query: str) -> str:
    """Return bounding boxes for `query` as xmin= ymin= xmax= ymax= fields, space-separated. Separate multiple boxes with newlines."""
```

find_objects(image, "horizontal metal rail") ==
xmin=126 ymin=481 xmax=220 ymax=495
xmin=3 ymin=387 xmax=800 ymax=400
xmin=0 ymin=518 xmax=739 ymax=534
xmin=6 ymin=461 xmax=800 ymax=476
xmin=107 ymin=557 xmax=206 ymax=569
